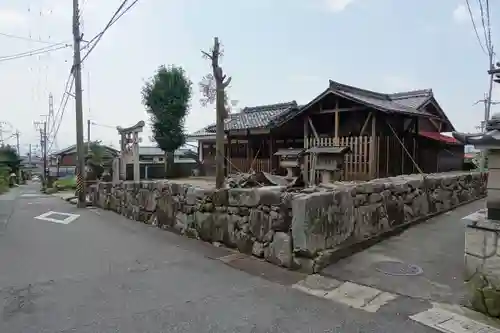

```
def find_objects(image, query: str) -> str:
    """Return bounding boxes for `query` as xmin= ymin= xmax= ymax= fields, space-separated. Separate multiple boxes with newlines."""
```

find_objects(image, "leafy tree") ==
xmin=84 ymin=141 xmax=106 ymax=180
xmin=142 ymin=65 xmax=192 ymax=177
xmin=0 ymin=145 xmax=20 ymax=190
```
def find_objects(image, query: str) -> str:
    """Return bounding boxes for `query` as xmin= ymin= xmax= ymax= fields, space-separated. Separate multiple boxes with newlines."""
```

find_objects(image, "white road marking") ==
xmin=462 ymin=209 xmax=487 ymax=222
xmin=410 ymin=307 xmax=500 ymax=333
xmin=34 ymin=211 xmax=80 ymax=225
xmin=292 ymin=277 xmax=398 ymax=313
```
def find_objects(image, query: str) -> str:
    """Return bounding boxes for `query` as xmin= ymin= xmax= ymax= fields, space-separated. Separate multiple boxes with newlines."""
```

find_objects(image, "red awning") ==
xmin=418 ymin=131 xmax=460 ymax=144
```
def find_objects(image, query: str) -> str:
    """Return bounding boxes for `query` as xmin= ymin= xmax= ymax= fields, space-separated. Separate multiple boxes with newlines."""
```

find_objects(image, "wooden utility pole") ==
xmin=73 ymin=0 xmax=86 ymax=207
xmin=202 ymin=37 xmax=231 ymax=188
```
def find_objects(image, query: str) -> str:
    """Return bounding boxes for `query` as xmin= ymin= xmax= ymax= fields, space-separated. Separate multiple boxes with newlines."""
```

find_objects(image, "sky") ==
xmin=0 ymin=0 xmax=499 ymax=156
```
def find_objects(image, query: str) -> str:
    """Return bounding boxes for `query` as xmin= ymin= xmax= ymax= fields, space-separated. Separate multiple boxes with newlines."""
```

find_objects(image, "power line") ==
xmin=81 ymin=0 xmax=140 ymax=63
xmin=0 ymin=44 xmax=70 ymax=63
xmin=47 ymin=75 xmax=75 ymax=152
xmin=0 ymin=32 xmax=66 ymax=45
xmin=465 ymin=0 xmax=488 ymax=55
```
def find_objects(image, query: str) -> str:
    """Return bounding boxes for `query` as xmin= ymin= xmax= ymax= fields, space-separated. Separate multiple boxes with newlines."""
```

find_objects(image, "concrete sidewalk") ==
xmin=321 ymin=199 xmax=485 ymax=305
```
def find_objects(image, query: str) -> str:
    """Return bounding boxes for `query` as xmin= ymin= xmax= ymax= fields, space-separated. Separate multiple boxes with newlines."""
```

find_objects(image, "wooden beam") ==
xmin=307 ymin=117 xmax=320 ymax=141
xmin=360 ymin=112 xmax=373 ymax=136
xmin=317 ymin=106 xmax=367 ymax=114
xmin=428 ymin=118 xmax=441 ymax=132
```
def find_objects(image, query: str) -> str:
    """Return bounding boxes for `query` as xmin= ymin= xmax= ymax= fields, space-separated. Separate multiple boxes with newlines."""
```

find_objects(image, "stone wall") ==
xmin=464 ymin=214 xmax=500 ymax=317
xmin=89 ymin=171 xmax=487 ymax=273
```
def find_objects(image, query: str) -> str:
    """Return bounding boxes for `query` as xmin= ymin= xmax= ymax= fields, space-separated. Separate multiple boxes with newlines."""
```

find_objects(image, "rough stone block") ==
xmin=265 ymin=232 xmax=293 ymax=268
xmin=228 ymin=189 xmax=260 ymax=207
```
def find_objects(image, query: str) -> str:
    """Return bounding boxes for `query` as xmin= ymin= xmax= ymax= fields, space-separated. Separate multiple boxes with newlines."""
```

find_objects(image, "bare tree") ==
xmin=201 ymin=37 xmax=231 ymax=189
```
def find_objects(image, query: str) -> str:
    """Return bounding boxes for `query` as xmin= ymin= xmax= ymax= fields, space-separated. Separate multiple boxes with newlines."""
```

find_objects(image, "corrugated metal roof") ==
xmin=419 ymin=131 xmax=460 ymax=144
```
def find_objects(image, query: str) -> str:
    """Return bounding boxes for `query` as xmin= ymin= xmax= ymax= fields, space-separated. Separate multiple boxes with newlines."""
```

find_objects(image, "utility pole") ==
xmin=87 ymin=119 xmax=91 ymax=152
xmin=15 ymin=130 xmax=21 ymax=181
xmin=35 ymin=121 xmax=47 ymax=184
xmin=28 ymin=144 xmax=32 ymax=163
xmin=43 ymin=122 xmax=47 ymax=184
xmin=73 ymin=0 xmax=86 ymax=207
xmin=14 ymin=130 xmax=20 ymax=156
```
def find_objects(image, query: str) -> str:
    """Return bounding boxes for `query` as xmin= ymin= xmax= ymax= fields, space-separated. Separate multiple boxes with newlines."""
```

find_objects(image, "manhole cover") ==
xmin=45 ymin=213 xmax=72 ymax=221
xmin=374 ymin=261 xmax=423 ymax=276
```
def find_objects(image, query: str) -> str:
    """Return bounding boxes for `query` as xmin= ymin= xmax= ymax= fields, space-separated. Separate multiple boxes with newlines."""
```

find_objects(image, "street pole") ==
xmin=87 ymin=119 xmax=91 ymax=152
xmin=480 ymin=46 xmax=495 ymax=171
xmin=43 ymin=122 xmax=47 ymax=185
xmin=15 ymin=130 xmax=21 ymax=181
xmin=72 ymin=0 xmax=86 ymax=207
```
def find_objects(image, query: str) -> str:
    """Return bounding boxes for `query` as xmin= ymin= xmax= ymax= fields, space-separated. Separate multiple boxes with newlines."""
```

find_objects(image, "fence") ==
xmin=305 ymin=136 xmax=374 ymax=181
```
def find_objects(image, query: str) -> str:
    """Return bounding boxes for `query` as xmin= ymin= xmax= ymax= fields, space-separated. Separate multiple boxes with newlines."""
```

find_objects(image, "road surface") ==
xmin=0 ymin=183 xmax=491 ymax=332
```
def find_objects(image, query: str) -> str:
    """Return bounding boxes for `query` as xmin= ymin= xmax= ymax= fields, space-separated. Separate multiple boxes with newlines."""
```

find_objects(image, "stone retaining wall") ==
xmin=89 ymin=171 xmax=487 ymax=273
xmin=464 ymin=214 xmax=500 ymax=317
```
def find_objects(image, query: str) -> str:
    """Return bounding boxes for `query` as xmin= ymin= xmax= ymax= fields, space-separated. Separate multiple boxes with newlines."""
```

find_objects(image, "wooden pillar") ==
xmin=246 ymin=133 xmax=251 ymax=173
xmin=269 ymin=133 xmax=274 ymax=173
xmin=334 ymin=99 xmax=339 ymax=142
xmin=303 ymin=118 xmax=309 ymax=185
xmin=369 ymin=113 xmax=377 ymax=178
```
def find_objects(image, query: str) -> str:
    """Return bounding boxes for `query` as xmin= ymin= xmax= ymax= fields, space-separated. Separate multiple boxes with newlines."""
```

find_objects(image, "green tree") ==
xmin=84 ymin=141 xmax=106 ymax=180
xmin=0 ymin=145 xmax=20 ymax=191
xmin=142 ymin=65 xmax=192 ymax=177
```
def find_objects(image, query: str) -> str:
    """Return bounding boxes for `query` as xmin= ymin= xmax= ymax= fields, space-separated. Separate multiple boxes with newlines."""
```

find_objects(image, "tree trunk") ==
xmin=215 ymin=86 xmax=225 ymax=188
xmin=164 ymin=152 xmax=175 ymax=178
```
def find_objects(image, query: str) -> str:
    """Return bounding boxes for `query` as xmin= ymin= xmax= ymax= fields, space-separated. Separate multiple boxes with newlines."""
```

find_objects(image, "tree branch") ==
xmin=222 ymin=76 xmax=232 ymax=89
xmin=201 ymin=50 xmax=212 ymax=60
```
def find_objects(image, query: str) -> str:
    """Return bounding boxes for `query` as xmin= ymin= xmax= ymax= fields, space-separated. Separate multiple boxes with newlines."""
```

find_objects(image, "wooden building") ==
xmin=189 ymin=80 xmax=463 ymax=181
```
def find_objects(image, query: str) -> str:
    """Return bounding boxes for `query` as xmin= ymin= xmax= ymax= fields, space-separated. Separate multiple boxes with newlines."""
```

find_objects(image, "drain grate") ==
xmin=374 ymin=261 xmax=423 ymax=276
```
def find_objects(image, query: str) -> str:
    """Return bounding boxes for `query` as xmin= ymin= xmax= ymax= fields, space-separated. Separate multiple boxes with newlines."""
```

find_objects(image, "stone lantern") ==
xmin=453 ymin=113 xmax=500 ymax=316
xmin=305 ymin=146 xmax=350 ymax=184
xmin=274 ymin=148 xmax=305 ymax=178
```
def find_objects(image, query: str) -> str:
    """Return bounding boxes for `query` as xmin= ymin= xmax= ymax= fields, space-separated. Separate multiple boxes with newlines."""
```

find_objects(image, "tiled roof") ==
xmin=190 ymin=102 xmax=297 ymax=135
xmin=328 ymin=81 xmax=433 ymax=116
xmin=389 ymin=90 xmax=432 ymax=109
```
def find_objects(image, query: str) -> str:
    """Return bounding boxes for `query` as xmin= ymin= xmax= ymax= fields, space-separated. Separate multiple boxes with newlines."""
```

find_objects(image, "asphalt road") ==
xmin=0 ymin=183 xmax=441 ymax=333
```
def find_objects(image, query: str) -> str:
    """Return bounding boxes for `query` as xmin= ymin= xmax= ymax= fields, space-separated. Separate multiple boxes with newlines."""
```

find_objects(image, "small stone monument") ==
xmin=274 ymin=148 xmax=305 ymax=178
xmin=452 ymin=113 xmax=500 ymax=316
xmin=305 ymin=146 xmax=350 ymax=184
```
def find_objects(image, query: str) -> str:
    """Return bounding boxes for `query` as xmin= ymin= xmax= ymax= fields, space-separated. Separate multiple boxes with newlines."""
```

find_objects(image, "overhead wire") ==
xmin=0 ymin=32 xmax=65 ymax=45
xmin=47 ymin=70 xmax=75 ymax=152
xmin=0 ymin=44 xmax=70 ymax=63
xmin=465 ymin=0 xmax=488 ymax=55
xmin=81 ymin=0 xmax=140 ymax=63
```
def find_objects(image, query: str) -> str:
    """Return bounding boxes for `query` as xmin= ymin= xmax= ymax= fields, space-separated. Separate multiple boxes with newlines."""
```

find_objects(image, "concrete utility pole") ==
xmin=15 ymin=130 xmax=21 ymax=181
xmin=43 ymin=122 xmax=47 ymax=183
xmin=87 ymin=119 xmax=91 ymax=152
xmin=72 ymin=0 xmax=86 ymax=207
xmin=35 ymin=121 xmax=47 ymax=184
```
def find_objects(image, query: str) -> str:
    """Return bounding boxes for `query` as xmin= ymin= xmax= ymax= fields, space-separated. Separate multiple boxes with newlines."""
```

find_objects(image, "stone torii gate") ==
xmin=115 ymin=120 xmax=145 ymax=182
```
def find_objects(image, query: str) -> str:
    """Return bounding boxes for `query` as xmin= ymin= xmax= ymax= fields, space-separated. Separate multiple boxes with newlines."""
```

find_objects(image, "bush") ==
xmin=54 ymin=176 xmax=77 ymax=190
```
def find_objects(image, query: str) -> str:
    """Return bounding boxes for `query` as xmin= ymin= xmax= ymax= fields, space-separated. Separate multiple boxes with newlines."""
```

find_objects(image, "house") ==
xmin=49 ymin=143 xmax=119 ymax=177
xmin=188 ymin=80 xmax=463 ymax=181
xmin=122 ymin=146 xmax=198 ymax=180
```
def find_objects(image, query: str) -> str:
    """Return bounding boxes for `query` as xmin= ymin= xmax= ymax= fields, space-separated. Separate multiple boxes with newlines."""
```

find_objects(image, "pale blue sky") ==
xmin=0 ymin=0 xmax=498 ymax=154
